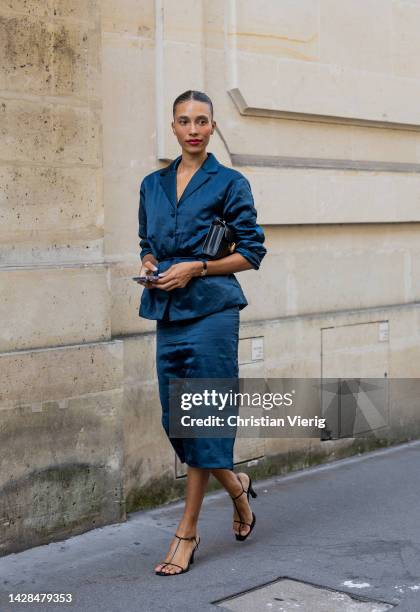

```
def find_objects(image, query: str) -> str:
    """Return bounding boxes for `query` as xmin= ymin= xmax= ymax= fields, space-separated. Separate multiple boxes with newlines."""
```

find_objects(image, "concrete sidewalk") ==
xmin=1 ymin=441 xmax=419 ymax=612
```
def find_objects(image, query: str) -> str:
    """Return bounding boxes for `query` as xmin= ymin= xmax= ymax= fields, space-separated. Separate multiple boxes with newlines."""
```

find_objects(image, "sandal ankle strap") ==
xmin=230 ymin=488 xmax=246 ymax=500
xmin=174 ymin=533 xmax=198 ymax=542
xmin=231 ymin=474 xmax=247 ymax=500
xmin=231 ymin=472 xmax=251 ymax=499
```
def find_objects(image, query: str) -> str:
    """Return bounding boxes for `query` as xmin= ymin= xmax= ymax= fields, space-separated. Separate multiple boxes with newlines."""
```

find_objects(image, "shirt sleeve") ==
xmin=138 ymin=179 xmax=153 ymax=260
xmin=223 ymin=176 xmax=267 ymax=270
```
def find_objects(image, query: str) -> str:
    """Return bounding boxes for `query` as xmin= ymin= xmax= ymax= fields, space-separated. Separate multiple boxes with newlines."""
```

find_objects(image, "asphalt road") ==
xmin=1 ymin=440 xmax=419 ymax=612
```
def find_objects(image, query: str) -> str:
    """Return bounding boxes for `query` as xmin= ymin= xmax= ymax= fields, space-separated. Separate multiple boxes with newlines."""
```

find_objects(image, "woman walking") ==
xmin=136 ymin=90 xmax=266 ymax=575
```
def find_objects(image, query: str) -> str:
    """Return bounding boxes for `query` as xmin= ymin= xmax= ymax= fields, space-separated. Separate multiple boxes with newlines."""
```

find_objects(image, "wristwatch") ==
xmin=200 ymin=260 xmax=208 ymax=277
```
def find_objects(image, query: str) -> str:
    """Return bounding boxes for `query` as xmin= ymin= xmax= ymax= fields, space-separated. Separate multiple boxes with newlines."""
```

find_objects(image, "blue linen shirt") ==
xmin=138 ymin=151 xmax=267 ymax=321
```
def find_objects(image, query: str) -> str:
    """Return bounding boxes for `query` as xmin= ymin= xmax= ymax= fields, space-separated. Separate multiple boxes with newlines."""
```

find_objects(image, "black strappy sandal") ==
xmin=155 ymin=533 xmax=200 ymax=576
xmin=230 ymin=473 xmax=257 ymax=541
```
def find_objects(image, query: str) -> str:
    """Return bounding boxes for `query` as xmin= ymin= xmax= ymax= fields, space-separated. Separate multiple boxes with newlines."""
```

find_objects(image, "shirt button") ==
xmin=168 ymin=231 xmax=173 ymax=238
xmin=170 ymin=211 xmax=175 ymax=217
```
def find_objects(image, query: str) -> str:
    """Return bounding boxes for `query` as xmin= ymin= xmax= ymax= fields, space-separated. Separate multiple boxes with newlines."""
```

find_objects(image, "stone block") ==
xmin=392 ymin=0 xmax=420 ymax=79
xmin=0 ymin=339 xmax=125 ymax=555
xmin=246 ymin=165 xmax=420 ymax=226
xmin=320 ymin=0 xmax=391 ymax=72
xmin=0 ymin=0 xmax=99 ymax=21
xmin=202 ymin=0 xmax=225 ymax=51
xmin=122 ymin=334 xmax=175 ymax=499
xmin=110 ymin=262 xmax=155 ymax=335
xmin=0 ymin=97 xmax=101 ymax=165
xmin=162 ymin=0 xmax=203 ymax=45
xmin=49 ymin=0 xmax=100 ymax=22
xmin=0 ymin=0 xmax=50 ymax=18
xmin=0 ymin=338 xmax=123 ymax=405
xmin=0 ymin=165 xmax=103 ymax=265
xmin=101 ymin=0 xmax=154 ymax=37
xmin=263 ymin=224 xmax=420 ymax=318
xmin=0 ymin=13 xmax=100 ymax=98
xmin=235 ymin=0 xmax=319 ymax=60
xmin=233 ymin=52 xmax=420 ymax=127
xmin=0 ymin=265 xmax=111 ymax=351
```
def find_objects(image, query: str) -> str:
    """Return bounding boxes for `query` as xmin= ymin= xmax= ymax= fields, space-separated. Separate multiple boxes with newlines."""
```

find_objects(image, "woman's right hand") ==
xmin=137 ymin=259 xmax=159 ymax=288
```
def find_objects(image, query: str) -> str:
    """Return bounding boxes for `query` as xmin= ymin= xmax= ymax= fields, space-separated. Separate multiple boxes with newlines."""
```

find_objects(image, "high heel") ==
xmin=230 ymin=473 xmax=257 ymax=542
xmin=155 ymin=533 xmax=200 ymax=576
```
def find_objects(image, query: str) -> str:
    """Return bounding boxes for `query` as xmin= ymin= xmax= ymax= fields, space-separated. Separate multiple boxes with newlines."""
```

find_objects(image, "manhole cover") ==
xmin=214 ymin=577 xmax=395 ymax=611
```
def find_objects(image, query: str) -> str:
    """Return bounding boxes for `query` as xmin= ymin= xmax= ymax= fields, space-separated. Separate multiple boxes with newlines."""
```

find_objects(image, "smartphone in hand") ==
xmin=133 ymin=275 xmax=160 ymax=282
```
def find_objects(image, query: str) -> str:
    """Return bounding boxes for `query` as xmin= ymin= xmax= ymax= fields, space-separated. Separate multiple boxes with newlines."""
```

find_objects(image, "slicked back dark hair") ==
xmin=172 ymin=90 xmax=214 ymax=120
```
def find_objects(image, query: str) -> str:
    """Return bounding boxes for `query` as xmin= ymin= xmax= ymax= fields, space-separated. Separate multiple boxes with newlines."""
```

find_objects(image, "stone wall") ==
xmin=0 ymin=1 xmax=125 ymax=555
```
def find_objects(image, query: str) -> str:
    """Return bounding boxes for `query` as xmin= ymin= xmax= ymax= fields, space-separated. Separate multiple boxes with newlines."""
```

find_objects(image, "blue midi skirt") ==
xmin=156 ymin=305 xmax=240 ymax=469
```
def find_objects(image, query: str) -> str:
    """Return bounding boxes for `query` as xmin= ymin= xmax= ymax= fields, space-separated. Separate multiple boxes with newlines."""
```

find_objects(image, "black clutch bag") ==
xmin=201 ymin=217 xmax=236 ymax=259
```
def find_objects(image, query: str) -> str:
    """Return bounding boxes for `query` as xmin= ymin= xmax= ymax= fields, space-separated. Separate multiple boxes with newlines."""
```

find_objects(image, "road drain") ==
xmin=213 ymin=577 xmax=396 ymax=611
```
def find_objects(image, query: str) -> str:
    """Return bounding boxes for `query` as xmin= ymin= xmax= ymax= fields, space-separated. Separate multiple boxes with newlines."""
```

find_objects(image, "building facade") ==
xmin=1 ymin=0 xmax=420 ymax=554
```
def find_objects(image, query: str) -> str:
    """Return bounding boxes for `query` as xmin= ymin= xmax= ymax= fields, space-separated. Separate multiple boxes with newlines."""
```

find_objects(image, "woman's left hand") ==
xmin=153 ymin=262 xmax=201 ymax=291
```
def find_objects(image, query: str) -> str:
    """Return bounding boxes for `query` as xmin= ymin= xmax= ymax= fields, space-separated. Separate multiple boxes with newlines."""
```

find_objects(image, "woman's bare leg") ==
xmin=155 ymin=466 xmax=210 ymax=575
xmin=211 ymin=469 xmax=253 ymax=538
